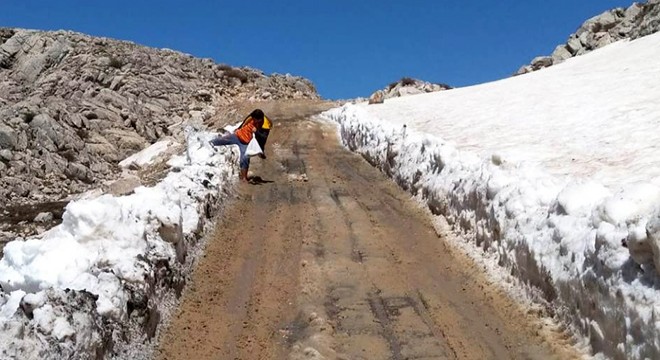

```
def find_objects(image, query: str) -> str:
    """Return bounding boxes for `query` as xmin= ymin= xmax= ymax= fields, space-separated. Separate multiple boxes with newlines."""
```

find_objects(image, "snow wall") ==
xmin=322 ymin=105 xmax=660 ymax=360
xmin=0 ymin=125 xmax=238 ymax=359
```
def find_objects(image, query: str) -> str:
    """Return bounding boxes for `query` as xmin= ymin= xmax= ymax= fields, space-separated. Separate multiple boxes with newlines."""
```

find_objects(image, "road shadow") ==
xmin=248 ymin=176 xmax=274 ymax=185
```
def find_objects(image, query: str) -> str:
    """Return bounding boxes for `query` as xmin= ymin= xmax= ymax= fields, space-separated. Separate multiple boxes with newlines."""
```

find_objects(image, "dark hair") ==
xmin=250 ymin=109 xmax=265 ymax=120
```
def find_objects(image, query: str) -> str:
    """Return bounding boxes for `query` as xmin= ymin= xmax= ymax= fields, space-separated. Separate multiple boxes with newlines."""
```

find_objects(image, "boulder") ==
xmin=30 ymin=114 xmax=66 ymax=149
xmin=0 ymin=123 xmax=16 ymax=149
xmin=515 ymin=65 xmax=533 ymax=76
xmin=34 ymin=212 xmax=54 ymax=223
xmin=396 ymin=86 xmax=423 ymax=97
xmin=530 ymin=56 xmax=553 ymax=70
xmin=368 ymin=90 xmax=385 ymax=104
xmin=551 ymin=45 xmax=573 ymax=63
xmin=65 ymin=162 xmax=90 ymax=181
xmin=106 ymin=175 xmax=141 ymax=196
xmin=566 ymin=37 xmax=583 ymax=55
xmin=0 ymin=149 xmax=12 ymax=161
xmin=0 ymin=30 xmax=33 ymax=67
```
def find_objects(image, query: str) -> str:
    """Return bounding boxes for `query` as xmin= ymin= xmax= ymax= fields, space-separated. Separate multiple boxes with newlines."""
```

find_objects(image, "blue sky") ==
xmin=1 ymin=0 xmax=634 ymax=99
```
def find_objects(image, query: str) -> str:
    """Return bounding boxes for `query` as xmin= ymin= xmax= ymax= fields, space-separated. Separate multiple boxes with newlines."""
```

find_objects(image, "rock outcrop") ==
xmin=368 ymin=77 xmax=451 ymax=104
xmin=0 ymin=28 xmax=318 ymax=207
xmin=516 ymin=0 xmax=660 ymax=75
xmin=0 ymin=27 xmax=320 ymax=247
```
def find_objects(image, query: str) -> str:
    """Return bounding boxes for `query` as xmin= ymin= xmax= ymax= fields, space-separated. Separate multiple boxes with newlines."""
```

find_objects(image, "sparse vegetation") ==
xmin=23 ymin=111 xmax=36 ymax=123
xmin=388 ymin=77 xmax=417 ymax=90
xmin=76 ymin=128 xmax=90 ymax=140
xmin=109 ymin=56 xmax=123 ymax=69
xmin=224 ymin=68 xmax=248 ymax=83
xmin=400 ymin=77 xmax=416 ymax=86
xmin=434 ymin=82 xmax=452 ymax=89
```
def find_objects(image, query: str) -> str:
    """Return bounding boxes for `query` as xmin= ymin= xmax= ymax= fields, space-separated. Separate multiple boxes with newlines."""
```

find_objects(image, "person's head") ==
xmin=250 ymin=109 xmax=265 ymax=121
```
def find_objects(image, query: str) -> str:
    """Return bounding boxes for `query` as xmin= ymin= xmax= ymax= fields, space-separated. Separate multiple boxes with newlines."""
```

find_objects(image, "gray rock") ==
xmin=0 ymin=148 xmax=12 ymax=161
xmin=515 ymin=65 xmax=533 ymax=76
xmin=16 ymin=53 xmax=48 ymax=83
xmin=96 ymin=56 xmax=111 ymax=67
xmin=0 ymin=123 xmax=16 ymax=149
xmin=0 ymin=26 xmax=319 ymax=208
xmin=368 ymin=90 xmax=385 ymax=104
xmin=396 ymin=87 xmax=423 ymax=97
xmin=65 ymin=162 xmax=89 ymax=181
xmin=0 ymin=30 xmax=33 ymax=67
xmin=566 ymin=37 xmax=583 ymax=54
xmin=109 ymin=76 xmax=124 ymax=91
xmin=8 ymin=177 xmax=30 ymax=196
xmin=34 ymin=212 xmax=54 ymax=223
xmin=67 ymin=113 xmax=85 ymax=128
xmin=625 ymin=3 xmax=643 ymax=20
xmin=594 ymin=32 xmax=616 ymax=48
xmin=578 ymin=31 xmax=591 ymax=47
xmin=530 ymin=56 xmax=553 ymax=70
xmin=518 ymin=1 xmax=660 ymax=74
xmin=551 ymin=45 xmax=573 ymax=63
xmin=369 ymin=77 xmax=450 ymax=100
xmin=590 ymin=11 xmax=619 ymax=32
xmin=96 ymin=88 xmax=128 ymax=109
xmin=194 ymin=89 xmax=212 ymax=102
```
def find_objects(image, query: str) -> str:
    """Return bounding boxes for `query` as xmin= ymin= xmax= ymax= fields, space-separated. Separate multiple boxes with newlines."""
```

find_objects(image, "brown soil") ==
xmin=156 ymin=102 xmax=583 ymax=360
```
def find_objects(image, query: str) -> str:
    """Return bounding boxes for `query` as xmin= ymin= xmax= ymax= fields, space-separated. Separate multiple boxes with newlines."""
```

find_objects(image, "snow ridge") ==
xmin=322 ymin=32 xmax=660 ymax=359
xmin=0 ymin=126 xmax=237 ymax=359
xmin=324 ymin=105 xmax=660 ymax=359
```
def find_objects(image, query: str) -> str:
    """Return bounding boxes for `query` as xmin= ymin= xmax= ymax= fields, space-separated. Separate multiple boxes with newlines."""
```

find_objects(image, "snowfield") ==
xmin=0 ymin=124 xmax=238 ymax=359
xmin=322 ymin=31 xmax=660 ymax=360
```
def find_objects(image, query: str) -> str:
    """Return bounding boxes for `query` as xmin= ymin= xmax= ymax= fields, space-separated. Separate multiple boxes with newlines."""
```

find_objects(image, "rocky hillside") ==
xmin=368 ymin=77 xmax=451 ymax=104
xmin=0 ymin=28 xmax=323 ymax=359
xmin=516 ymin=0 xmax=660 ymax=74
xmin=0 ymin=27 xmax=318 ymax=209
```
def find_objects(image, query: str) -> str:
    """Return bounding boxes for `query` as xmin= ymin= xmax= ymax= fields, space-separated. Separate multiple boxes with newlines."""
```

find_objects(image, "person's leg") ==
xmin=210 ymin=134 xmax=250 ymax=181
xmin=236 ymin=142 xmax=250 ymax=182
xmin=210 ymin=133 xmax=240 ymax=147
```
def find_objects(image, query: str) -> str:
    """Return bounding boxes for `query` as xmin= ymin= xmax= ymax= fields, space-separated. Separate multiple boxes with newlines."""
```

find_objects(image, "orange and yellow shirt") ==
xmin=235 ymin=118 xmax=256 ymax=144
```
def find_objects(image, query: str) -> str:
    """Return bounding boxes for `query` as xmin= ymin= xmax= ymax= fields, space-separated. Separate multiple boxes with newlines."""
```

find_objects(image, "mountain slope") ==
xmin=0 ymin=27 xmax=318 ymax=206
xmin=0 ymin=27 xmax=320 ymax=246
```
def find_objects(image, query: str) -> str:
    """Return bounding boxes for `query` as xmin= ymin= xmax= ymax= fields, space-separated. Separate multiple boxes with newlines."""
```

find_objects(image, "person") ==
xmin=209 ymin=109 xmax=269 ymax=182
xmin=238 ymin=109 xmax=272 ymax=159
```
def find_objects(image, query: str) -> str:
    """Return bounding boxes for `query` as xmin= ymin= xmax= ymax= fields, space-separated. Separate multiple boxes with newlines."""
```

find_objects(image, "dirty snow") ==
xmin=0 ymin=126 xmax=238 ymax=358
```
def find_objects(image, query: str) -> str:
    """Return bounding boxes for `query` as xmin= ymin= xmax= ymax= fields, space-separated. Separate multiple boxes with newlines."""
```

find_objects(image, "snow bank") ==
xmin=0 ymin=126 xmax=238 ymax=359
xmin=322 ymin=32 xmax=660 ymax=360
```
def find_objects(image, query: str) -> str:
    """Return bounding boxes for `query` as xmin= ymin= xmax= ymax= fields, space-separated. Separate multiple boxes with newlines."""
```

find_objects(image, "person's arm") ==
xmin=245 ymin=118 xmax=257 ymax=133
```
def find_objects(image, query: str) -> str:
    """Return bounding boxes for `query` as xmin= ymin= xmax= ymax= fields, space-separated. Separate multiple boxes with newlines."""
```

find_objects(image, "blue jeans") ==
xmin=210 ymin=133 xmax=250 ymax=169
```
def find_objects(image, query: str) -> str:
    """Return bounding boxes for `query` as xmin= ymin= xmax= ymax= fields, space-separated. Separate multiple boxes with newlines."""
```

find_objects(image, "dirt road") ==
xmin=157 ymin=104 xmax=581 ymax=360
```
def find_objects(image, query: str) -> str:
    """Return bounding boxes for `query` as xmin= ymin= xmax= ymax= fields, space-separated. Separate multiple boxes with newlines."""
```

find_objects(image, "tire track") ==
xmin=157 ymin=104 xmax=582 ymax=360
